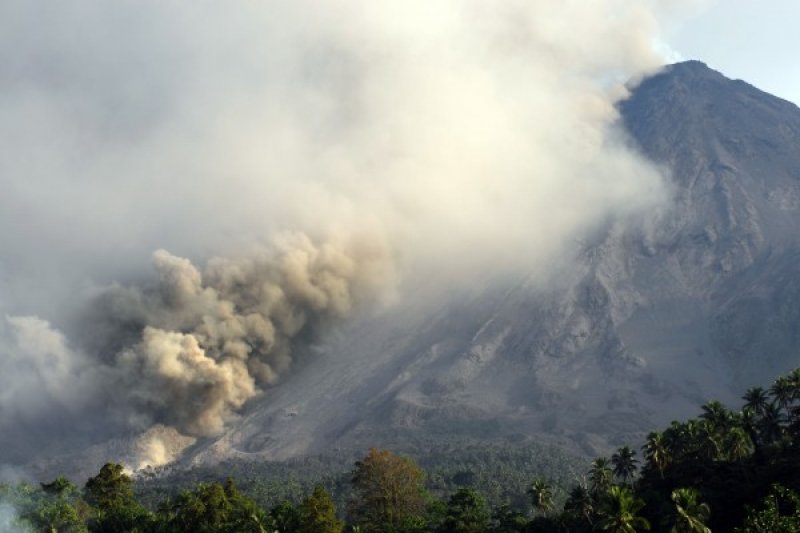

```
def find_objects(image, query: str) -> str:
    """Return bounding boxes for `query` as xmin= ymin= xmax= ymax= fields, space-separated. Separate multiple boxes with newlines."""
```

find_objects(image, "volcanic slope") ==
xmin=179 ymin=60 xmax=800 ymax=464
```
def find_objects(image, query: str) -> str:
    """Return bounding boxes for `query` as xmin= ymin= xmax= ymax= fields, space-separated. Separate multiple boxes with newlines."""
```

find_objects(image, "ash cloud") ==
xmin=0 ymin=0 xmax=698 ymax=467
xmin=1 ymin=232 xmax=392 ymax=466
xmin=105 ymin=232 xmax=392 ymax=438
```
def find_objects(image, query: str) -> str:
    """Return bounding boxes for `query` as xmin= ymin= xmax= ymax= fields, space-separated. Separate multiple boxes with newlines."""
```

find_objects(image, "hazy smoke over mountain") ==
xmin=0 ymin=0 xmax=693 ymax=468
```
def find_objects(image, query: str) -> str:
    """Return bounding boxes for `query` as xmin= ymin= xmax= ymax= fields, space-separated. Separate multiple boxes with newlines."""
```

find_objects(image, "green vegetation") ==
xmin=4 ymin=368 xmax=800 ymax=531
xmin=135 ymin=437 xmax=583 ymax=513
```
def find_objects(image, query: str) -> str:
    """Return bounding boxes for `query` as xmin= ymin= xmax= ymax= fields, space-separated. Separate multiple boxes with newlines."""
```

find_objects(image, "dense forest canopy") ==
xmin=4 ymin=367 xmax=800 ymax=531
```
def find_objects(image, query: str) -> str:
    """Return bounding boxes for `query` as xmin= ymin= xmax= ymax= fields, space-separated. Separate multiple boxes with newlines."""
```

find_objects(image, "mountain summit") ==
xmin=621 ymin=60 xmax=800 ymax=382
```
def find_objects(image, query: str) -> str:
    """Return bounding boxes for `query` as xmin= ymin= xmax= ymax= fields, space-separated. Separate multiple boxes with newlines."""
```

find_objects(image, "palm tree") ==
xmin=700 ymin=400 xmax=731 ymax=431
xmin=611 ymin=446 xmax=639 ymax=486
xmin=565 ymin=484 xmax=594 ymax=526
xmin=781 ymin=369 xmax=800 ymax=436
xmin=589 ymin=458 xmax=614 ymax=498
xmin=743 ymin=386 xmax=769 ymax=415
xmin=527 ymin=477 xmax=554 ymax=516
xmin=723 ymin=426 xmax=753 ymax=461
xmin=759 ymin=402 xmax=785 ymax=445
xmin=770 ymin=376 xmax=794 ymax=412
xmin=665 ymin=420 xmax=701 ymax=462
xmin=697 ymin=422 xmax=722 ymax=461
xmin=670 ymin=488 xmax=710 ymax=533
xmin=642 ymin=431 xmax=670 ymax=479
xmin=594 ymin=485 xmax=650 ymax=532
xmin=787 ymin=368 xmax=800 ymax=400
xmin=684 ymin=419 xmax=704 ymax=448
xmin=741 ymin=405 xmax=760 ymax=439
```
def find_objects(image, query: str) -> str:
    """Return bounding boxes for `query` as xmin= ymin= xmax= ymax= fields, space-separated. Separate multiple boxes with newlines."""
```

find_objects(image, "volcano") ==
xmin=171 ymin=61 xmax=800 ymax=465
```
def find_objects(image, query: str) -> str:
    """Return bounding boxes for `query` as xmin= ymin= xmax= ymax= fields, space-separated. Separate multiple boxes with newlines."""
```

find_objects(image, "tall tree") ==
xmin=741 ymin=407 xmax=763 ymax=453
xmin=438 ymin=487 xmax=489 ymax=533
xmin=670 ymin=488 xmax=711 ymax=533
xmin=84 ymin=464 xmax=134 ymax=510
xmin=298 ymin=485 xmax=343 ymax=533
xmin=84 ymin=463 xmax=152 ymax=532
xmin=700 ymin=401 xmax=731 ymax=430
xmin=642 ymin=432 xmax=669 ymax=479
xmin=723 ymin=427 xmax=753 ymax=461
xmin=594 ymin=486 xmax=650 ymax=533
xmin=271 ymin=500 xmax=301 ymax=533
xmin=163 ymin=479 xmax=270 ymax=533
xmin=759 ymin=403 xmax=785 ymax=445
xmin=348 ymin=449 xmax=427 ymax=533
xmin=527 ymin=478 xmax=554 ymax=516
xmin=589 ymin=458 xmax=613 ymax=498
xmin=770 ymin=377 xmax=794 ymax=412
xmin=742 ymin=387 xmax=769 ymax=415
xmin=564 ymin=484 xmax=594 ymax=528
xmin=611 ymin=447 xmax=638 ymax=486
xmin=697 ymin=422 xmax=722 ymax=461
xmin=20 ymin=477 xmax=87 ymax=533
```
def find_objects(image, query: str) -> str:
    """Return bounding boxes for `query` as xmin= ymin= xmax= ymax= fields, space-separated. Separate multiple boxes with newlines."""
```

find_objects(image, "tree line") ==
xmin=5 ymin=368 xmax=800 ymax=531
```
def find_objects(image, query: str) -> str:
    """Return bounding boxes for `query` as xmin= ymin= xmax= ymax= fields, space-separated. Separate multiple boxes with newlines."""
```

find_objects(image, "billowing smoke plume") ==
xmin=1 ymin=232 xmax=391 ymax=466
xmin=0 ymin=0 xmax=701 ymax=468
xmin=103 ymin=232 xmax=391 ymax=437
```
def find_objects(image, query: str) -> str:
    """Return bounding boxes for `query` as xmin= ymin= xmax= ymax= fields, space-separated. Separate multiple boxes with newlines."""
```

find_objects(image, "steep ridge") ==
xmin=179 ymin=61 xmax=800 ymax=465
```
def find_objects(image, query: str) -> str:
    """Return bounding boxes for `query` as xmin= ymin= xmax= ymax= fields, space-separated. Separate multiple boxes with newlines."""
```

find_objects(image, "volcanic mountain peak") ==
xmin=623 ymin=60 xmax=800 ymax=174
xmin=170 ymin=60 xmax=800 ymax=466
xmin=22 ymin=61 xmax=800 ymax=479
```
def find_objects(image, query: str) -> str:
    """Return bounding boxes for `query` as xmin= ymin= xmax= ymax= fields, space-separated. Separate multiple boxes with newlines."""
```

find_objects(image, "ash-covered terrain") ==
xmin=162 ymin=61 xmax=800 ymax=468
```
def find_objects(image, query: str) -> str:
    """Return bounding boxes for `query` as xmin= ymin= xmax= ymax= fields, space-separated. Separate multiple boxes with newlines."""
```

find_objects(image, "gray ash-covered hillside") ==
xmin=620 ymin=60 xmax=800 ymax=386
xmin=171 ymin=60 xmax=800 ymax=465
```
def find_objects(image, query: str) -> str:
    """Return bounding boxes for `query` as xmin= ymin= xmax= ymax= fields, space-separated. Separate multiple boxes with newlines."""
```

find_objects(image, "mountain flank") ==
xmin=24 ymin=61 xmax=800 ymax=479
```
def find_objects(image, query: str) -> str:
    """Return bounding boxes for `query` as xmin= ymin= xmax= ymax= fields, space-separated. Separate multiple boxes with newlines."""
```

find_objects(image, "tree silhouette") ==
xmin=670 ymin=488 xmax=710 ymax=533
xmin=84 ymin=463 xmax=134 ymax=510
xmin=84 ymin=463 xmax=152 ymax=532
xmin=564 ymin=484 xmax=594 ymax=527
xmin=642 ymin=431 xmax=670 ymax=479
xmin=759 ymin=403 xmax=785 ymax=445
xmin=770 ymin=376 xmax=794 ymax=412
xmin=589 ymin=458 xmax=613 ymax=498
xmin=611 ymin=447 xmax=638 ymax=486
xmin=742 ymin=387 xmax=769 ymax=415
xmin=700 ymin=401 xmax=732 ymax=432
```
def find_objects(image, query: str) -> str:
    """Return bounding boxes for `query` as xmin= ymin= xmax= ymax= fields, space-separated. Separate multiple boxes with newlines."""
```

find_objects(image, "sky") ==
xmin=667 ymin=0 xmax=800 ymax=105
